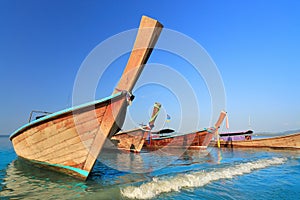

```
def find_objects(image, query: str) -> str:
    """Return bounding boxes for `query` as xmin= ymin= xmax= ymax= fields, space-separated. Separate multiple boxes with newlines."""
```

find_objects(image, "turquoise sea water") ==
xmin=0 ymin=135 xmax=299 ymax=199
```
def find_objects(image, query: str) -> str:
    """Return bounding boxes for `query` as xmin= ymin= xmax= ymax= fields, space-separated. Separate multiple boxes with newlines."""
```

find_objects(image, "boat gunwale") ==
xmin=10 ymin=91 xmax=127 ymax=140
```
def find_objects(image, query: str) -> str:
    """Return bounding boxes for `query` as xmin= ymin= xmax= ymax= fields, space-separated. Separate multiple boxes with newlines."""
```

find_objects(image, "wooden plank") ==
xmin=12 ymin=115 xmax=70 ymax=144
xmin=14 ymin=105 xmax=107 ymax=147
xmin=15 ymin=122 xmax=95 ymax=158
xmin=15 ymin=106 xmax=106 ymax=155
xmin=16 ymin=124 xmax=78 ymax=153
xmin=46 ymin=149 xmax=89 ymax=164
xmin=61 ymin=156 xmax=87 ymax=168
xmin=14 ymin=127 xmax=78 ymax=157
xmin=33 ymin=136 xmax=85 ymax=160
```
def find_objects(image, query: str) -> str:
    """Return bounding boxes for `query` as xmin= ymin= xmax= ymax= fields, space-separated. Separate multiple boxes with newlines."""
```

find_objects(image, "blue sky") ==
xmin=0 ymin=0 xmax=299 ymax=134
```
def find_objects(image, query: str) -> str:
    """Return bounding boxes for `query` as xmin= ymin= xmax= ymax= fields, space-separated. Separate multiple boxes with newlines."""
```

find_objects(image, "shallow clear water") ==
xmin=0 ymin=136 xmax=299 ymax=199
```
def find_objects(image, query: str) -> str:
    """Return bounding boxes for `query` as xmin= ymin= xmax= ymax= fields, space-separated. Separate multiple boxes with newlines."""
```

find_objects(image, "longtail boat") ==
xmin=112 ymin=111 xmax=226 ymax=152
xmin=145 ymin=111 xmax=227 ymax=150
xmin=110 ymin=102 xmax=161 ymax=152
xmin=215 ymin=132 xmax=300 ymax=149
xmin=9 ymin=16 xmax=163 ymax=180
xmin=219 ymin=130 xmax=253 ymax=141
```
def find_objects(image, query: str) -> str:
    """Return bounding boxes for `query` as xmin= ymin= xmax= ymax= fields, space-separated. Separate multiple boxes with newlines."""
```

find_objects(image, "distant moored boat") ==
xmin=215 ymin=132 xmax=300 ymax=149
xmin=144 ymin=111 xmax=227 ymax=150
xmin=219 ymin=130 xmax=253 ymax=141
xmin=111 ymin=102 xmax=162 ymax=152
xmin=112 ymin=110 xmax=227 ymax=152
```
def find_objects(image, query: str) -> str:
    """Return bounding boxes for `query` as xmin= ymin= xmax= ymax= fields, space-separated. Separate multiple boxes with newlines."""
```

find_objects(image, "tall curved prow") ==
xmin=213 ymin=111 xmax=227 ymax=148
xmin=113 ymin=16 xmax=163 ymax=94
xmin=147 ymin=102 xmax=162 ymax=130
xmin=214 ymin=111 xmax=227 ymax=130
xmin=83 ymin=16 xmax=163 ymax=176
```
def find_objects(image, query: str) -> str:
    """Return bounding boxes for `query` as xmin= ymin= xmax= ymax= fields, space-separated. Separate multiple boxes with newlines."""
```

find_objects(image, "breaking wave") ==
xmin=121 ymin=157 xmax=286 ymax=199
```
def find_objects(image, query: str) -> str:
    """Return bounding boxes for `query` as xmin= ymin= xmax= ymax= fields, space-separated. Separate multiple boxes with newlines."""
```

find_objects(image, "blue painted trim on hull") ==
xmin=10 ymin=91 xmax=126 ymax=140
xmin=30 ymin=159 xmax=89 ymax=177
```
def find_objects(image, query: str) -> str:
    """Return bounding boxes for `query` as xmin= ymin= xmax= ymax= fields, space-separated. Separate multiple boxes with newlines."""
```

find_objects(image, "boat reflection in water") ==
xmin=1 ymin=147 xmax=216 ymax=199
xmin=1 ymin=156 xmax=137 ymax=199
xmin=0 ymin=158 xmax=88 ymax=199
xmin=98 ymin=143 xmax=215 ymax=174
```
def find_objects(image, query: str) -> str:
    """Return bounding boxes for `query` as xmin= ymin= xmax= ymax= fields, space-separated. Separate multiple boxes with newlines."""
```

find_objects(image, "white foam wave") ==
xmin=121 ymin=157 xmax=286 ymax=199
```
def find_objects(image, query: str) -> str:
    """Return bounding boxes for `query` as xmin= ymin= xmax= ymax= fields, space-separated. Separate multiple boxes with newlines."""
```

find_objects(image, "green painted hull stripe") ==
xmin=31 ymin=160 xmax=89 ymax=177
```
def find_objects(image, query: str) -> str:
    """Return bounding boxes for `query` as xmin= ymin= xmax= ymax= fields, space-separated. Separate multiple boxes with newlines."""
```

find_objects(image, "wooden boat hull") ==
xmin=112 ymin=130 xmax=213 ymax=152
xmin=145 ymin=111 xmax=227 ymax=150
xmin=10 ymin=92 xmax=129 ymax=180
xmin=215 ymin=133 xmax=300 ymax=149
xmin=112 ymin=111 xmax=227 ymax=152
xmin=145 ymin=130 xmax=214 ymax=150
xmin=111 ymin=128 xmax=148 ymax=152
xmin=9 ymin=16 xmax=163 ymax=180
xmin=111 ymin=102 xmax=161 ymax=152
